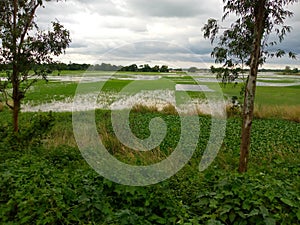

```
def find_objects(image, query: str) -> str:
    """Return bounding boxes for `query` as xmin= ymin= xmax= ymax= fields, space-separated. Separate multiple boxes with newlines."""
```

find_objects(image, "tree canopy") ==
xmin=203 ymin=0 xmax=298 ymax=172
xmin=203 ymin=0 xmax=297 ymax=82
xmin=0 ymin=0 xmax=71 ymax=132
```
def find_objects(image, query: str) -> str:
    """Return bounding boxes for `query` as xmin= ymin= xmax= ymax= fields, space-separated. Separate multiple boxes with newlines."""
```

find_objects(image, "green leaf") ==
xmin=259 ymin=206 xmax=269 ymax=217
xmin=296 ymin=210 xmax=300 ymax=220
xmin=280 ymin=198 xmax=295 ymax=207
xmin=229 ymin=211 xmax=236 ymax=222
xmin=220 ymin=205 xmax=232 ymax=215
xmin=264 ymin=217 xmax=276 ymax=225
xmin=248 ymin=209 xmax=259 ymax=217
xmin=149 ymin=214 xmax=166 ymax=224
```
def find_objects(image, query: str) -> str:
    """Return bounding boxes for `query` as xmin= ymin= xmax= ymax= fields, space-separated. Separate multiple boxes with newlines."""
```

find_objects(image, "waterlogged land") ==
xmin=19 ymin=71 xmax=300 ymax=114
xmin=0 ymin=70 xmax=300 ymax=224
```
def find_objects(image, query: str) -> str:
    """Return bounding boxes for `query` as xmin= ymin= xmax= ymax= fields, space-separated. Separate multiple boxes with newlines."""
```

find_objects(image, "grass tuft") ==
xmin=99 ymin=123 xmax=171 ymax=165
xmin=254 ymin=104 xmax=300 ymax=122
xmin=131 ymin=104 xmax=159 ymax=113
xmin=161 ymin=103 xmax=178 ymax=115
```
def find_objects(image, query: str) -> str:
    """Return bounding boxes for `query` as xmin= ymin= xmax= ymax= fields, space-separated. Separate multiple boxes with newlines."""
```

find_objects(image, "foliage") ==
xmin=0 ymin=110 xmax=299 ymax=224
xmin=119 ymin=64 xmax=169 ymax=73
xmin=0 ymin=0 xmax=71 ymax=132
xmin=203 ymin=0 xmax=297 ymax=81
xmin=0 ymin=112 xmax=55 ymax=150
xmin=203 ymin=0 xmax=298 ymax=172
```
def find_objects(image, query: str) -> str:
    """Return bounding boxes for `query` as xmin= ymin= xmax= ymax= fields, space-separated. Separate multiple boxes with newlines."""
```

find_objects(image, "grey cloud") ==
xmin=70 ymin=42 xmax=88 ymax=48
xmin=34 ymin=0 xmax=300 ymax=68
xmin=126 ymin=0 xmax=222 ymax=18
xmin=67 ymin=40 xmax=213 ymax=65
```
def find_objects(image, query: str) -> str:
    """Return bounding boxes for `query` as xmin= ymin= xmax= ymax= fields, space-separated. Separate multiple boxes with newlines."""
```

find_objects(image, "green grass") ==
xmin=116 ymin=71 xmax=165 ymax=75
xmin=24 ymin=79 xmax=133 ymax=104
xmin=0 ymin=110 xmax=299 ymax=224
xmin=220 ymin=83 xmax=300 ymax=106
xmin=25 ymin=78 xmax=176 ymax=104
xmin=22 ymin=75 xmax=300 ymax=109
xmin=257 ymin=79 xmax=298 ymax=83
xmin=255 ymin=85 xmax=300 ymax=106
xmin=105 ymin=78 xmax=175 ymax=93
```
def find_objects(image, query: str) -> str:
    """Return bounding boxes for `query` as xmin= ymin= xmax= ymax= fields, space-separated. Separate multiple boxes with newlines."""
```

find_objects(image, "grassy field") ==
xmin=218 ymin=82 xmax=300 ymax=106
xmin=1 ymin=71 xmax=300 ymax=224
xmin=22 ymin=75 xmax=300 ymax=108
xmin=0 ymin=108 xmax=299 ymax=224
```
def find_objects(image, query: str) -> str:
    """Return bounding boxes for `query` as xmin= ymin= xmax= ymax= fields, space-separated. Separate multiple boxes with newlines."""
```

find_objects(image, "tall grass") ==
xmin=98 ymin=123 xmax=172 ymax=165
xmin=131 ymin=104 xmax=159 ymax=114
xmin=254 ymin=104 xmax=300 ymax=122
xmin=225 ymin=103 xmax=300 ymax=122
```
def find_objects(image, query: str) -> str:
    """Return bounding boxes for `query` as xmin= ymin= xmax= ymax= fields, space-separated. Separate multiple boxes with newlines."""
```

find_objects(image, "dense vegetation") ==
xmin=1 ymin=62 xmax=298 ymax=76
xmin=119 ymin=64 xmax=170 ymax=73
xmin=0 ymin=109 xmax=299 ymax=224
xmin=0 ymin=62 xmax=121 ymax=74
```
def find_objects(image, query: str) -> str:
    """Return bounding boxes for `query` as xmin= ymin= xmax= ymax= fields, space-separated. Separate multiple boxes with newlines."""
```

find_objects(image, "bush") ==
xmin=1 ymin=112 xmax=55 ymax=150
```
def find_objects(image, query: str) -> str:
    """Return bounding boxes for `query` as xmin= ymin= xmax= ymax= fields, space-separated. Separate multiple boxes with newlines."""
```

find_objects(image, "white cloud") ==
xmin=35 ymin=0 xmax=300 ymax=68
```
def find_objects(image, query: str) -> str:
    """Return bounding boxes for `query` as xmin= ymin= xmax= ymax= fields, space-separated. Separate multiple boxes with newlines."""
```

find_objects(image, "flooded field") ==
xmin=21 ymin=72 xmax=300 ymax=113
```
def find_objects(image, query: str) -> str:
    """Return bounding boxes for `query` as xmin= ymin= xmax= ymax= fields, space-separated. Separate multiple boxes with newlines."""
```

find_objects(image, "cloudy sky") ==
xmin=36 ymin=0 xmax=300 ymax=69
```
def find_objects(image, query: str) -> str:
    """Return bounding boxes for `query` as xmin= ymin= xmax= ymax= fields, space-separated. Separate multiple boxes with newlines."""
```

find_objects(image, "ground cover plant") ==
xmin=1 ymin=71 xmax=300 ymax=224
xmin=0 ymin=107 xmax=300 ymax=224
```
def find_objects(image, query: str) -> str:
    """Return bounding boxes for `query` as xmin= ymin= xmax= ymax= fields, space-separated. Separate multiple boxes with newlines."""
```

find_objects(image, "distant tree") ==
xmin=203 ymin=0 xmax=297 ymax=172
xmin=152 ymin=65 xmax=160 ymax=72
xmin=160 ymin=65 xmax=169 ymax=73
xmin=188 ymin=67 xmax=198 ymax=73
xmin=284 ymin=66 xmax=291 ymax=74
xmin=292 ymin=68 xmax=299 ymax=73
xmin=0 ymin=0 xmax=71 ymax=132
xmin=128 ymin=64 xmax=138 ymax=72
xmin=140 ymin=64 xmax=152 ymax=72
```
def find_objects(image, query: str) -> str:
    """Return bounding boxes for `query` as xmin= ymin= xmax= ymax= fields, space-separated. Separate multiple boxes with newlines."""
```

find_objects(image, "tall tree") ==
xmin=0 ymin=0 xmax=71 ymax=132
xmin=203 ymin=0 xmax=297 ymax=172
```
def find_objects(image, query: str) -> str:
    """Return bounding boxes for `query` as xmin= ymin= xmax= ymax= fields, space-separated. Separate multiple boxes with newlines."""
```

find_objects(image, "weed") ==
xmin=131 ymin=104 xmax=159 ymax=114
xmin=254 ymin=104 xmax=300 ymax=122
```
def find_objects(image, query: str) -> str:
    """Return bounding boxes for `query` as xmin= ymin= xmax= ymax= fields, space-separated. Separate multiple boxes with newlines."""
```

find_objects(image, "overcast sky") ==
xmin=36 ymin=0 xmax=300 ymax=69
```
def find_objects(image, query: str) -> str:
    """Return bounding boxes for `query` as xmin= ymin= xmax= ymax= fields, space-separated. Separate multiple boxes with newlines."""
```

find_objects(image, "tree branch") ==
xmin=18 ymin=1 xmax=40 ymax=53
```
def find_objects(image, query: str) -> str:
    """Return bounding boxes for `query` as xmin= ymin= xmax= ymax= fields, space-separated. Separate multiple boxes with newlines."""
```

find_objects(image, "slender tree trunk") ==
xmin=239 ymin=0 xmax=266 ymax=173
xmin=12 ymin=68 xmax=20 ymax=133
xmin=12 ymin=99 xmax=20 ymax=133
xmin=12 ymin=0 xmax=19 ymax=133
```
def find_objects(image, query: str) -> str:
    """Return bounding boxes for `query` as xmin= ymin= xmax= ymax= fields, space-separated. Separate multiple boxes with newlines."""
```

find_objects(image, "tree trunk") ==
xmin=12 ymin=99 xmax=20 ymax=133
xmin=239 ymin=0 xmax=266 ymax=173
xmin=12 ymin=0 xmax=19 ymax=133
xmin=12 ymin=67 xmax=20 ymax=133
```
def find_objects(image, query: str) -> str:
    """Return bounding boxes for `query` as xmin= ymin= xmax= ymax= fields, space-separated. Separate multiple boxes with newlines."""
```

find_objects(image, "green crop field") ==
xmin=1 ymin=71 xmax=299 ymax=224
xmin=21 ymin=73 xmax=300 ymax=107
xmin=0 ymin=108 xmax=299 ymax=224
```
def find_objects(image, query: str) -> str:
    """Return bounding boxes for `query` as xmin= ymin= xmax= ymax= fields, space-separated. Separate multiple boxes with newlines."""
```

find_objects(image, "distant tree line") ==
xmin=119 ymin=64 xmax=170 ymax=72
xmin=187 ymin=66 xmax=299 ymax=74
xmin=0 ymin=62 xmax=123 ymax=74
xmin=46 ymin=62 xmax=123 ymax=72
xmin=0 ymin=62 xmax=173 ymax=73
xmin=1 ymin=62 xmax=297 ymax=75
xmin=282 ymin=66 xmax=299 ymax=74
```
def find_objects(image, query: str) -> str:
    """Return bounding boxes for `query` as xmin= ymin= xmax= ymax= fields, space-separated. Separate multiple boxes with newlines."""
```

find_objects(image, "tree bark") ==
xmin=239 ymin=0 xmax=266 ymax=173
xmin=12 ymin=98 xmax=20 ymax=133
xmin=12 ymin=0 xmax=19 ymax=133
xmin=12 ymin=68 xmax=20 ymax=133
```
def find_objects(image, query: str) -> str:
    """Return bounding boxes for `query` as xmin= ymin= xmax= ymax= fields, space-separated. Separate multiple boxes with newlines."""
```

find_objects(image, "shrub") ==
xmin=1 ymin=112 xmax=55 ymax=150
